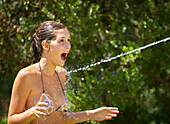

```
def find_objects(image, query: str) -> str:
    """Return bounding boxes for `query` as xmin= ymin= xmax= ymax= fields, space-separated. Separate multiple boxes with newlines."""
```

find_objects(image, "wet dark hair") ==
xmin=30 ymin=21 xmax=66 ymax=64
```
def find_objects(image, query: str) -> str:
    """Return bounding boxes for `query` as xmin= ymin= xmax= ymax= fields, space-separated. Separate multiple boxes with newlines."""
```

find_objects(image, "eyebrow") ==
xmin=59 ymin=36 xmax=71 ymax=39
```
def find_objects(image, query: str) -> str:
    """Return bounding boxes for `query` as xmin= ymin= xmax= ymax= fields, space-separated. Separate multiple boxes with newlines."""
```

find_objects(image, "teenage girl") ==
xmin=8 ymin=21 xmax=119 ymax=124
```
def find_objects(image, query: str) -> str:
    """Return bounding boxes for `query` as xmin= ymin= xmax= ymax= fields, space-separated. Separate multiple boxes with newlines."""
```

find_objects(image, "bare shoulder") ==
xmin=14 ymin=63 xmax=39 ymax=86
xmin=17 ymin=64 xmax=37 ymax=79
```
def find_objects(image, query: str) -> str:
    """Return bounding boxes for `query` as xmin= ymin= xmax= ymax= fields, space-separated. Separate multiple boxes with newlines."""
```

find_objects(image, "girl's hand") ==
xmin=88 ymin=107 xmax=119 ymax=121
xmin=31 ymin=94 xmax=48 ymax=119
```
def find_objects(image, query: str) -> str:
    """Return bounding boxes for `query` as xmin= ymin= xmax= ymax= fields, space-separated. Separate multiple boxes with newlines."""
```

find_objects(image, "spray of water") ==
xmin=68 ymin=37 xmax=170 ymax=74
xmin=62 ymin=37 xmax=169 ymax=120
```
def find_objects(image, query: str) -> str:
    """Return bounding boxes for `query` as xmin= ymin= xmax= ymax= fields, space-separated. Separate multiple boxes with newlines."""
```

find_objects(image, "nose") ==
xmin=66 ymin=40 xmax=71 ymax=50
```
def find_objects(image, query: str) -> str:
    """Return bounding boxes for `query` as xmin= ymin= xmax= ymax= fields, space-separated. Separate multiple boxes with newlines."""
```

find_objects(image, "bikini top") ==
xmin=39 ymin=63 xmax=68 ymax=114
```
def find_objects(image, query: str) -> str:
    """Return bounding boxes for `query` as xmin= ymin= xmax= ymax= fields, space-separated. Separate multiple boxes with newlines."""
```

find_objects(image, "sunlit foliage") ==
xmin=0 ymin=0 xmax=169 ymax=123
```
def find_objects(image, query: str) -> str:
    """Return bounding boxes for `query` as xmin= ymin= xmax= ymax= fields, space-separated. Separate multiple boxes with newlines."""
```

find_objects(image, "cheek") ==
xmin=50 ymin=45 xmax=62 ymax=55
xmin=50 ymin=43 xmax=58 ymax=52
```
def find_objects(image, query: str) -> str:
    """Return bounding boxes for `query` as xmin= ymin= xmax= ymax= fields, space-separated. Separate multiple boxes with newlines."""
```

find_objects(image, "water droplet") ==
xmin=90 ymin=64 xmax=94 ymax=67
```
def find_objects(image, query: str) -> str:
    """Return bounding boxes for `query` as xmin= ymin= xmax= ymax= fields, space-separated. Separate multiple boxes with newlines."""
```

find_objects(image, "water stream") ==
xmin=67 ymin=37 xmax=170 ymax=74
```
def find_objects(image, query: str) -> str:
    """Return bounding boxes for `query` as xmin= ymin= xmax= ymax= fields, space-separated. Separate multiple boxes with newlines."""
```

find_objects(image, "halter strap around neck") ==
xmin=39 ymin=62 xmax=45 ymax=93
xmin=55 ymin=70 xmax=65 ymax=92
xmin=39 ymin=62 xmax=65 ymax=94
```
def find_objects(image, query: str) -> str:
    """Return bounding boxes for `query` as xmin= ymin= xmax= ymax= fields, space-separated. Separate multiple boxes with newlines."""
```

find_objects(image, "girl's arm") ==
xmin=8 ymin=69 xmax=48 ymax=124
xmin=63 ymin=107 xmax=119 ymax=124
xmin=60 ymin=68 xmax=119 ymax=123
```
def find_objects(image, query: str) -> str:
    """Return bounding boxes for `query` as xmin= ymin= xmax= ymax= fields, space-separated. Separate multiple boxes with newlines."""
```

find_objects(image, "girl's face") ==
xmin=49 ymin=28 xmax=71 ymax=66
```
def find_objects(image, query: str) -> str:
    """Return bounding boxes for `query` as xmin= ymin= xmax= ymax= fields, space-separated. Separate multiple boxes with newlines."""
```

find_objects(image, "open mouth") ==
xmin=61 ymin=53 xmax=67 ymax=61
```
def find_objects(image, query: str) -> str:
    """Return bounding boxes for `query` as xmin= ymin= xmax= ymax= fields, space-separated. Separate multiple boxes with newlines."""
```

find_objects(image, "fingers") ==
xmin=106 ymin=107 xmax=119 ymax=114
xmin=34 ymin=94 xmax=49 ymax=119
xmin=107 ymin=113 xmax=117 ymax=117
xmin=32 ymin=106 xmax=47 ymax=119
xmin=105 ymin=107 xmax=119 ymax=120
xmin=104 ymin=116 xmax=112 ymax=120
xmin=37 ymin=102 xmax=48 ymax=107
xmin=34 ymin=112 xmax=46 ymax=119
xmin=34 ymin=106 xmax=47 ymax=119
xmin=39 ymin=93 xmax=45 ymax=102
xmin=108 ymin=109 xmax=119 ymax=114
xmin=104 ymin=114 xmax=117 ymax=120
xmin=36 ymin=110 xmax=47 ymax=116
xmin=107 ymin=107 xmax=119 ymax=110
xmin=104 ymin=113 xmax=118 ymax=120
xmin=36 ymin=106 xmax=47 ymax=112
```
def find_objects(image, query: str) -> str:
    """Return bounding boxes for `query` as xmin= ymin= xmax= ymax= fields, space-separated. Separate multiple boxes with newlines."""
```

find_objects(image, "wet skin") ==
xmin=8 ymin=28 xmax=71 ymax=124
xmin=25 ymin=64 xmax=67 ymax=123
xmin=8 ymin=27 xmax=119 ymax=124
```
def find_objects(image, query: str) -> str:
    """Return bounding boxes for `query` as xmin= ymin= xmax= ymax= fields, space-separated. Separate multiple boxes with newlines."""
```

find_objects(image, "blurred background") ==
xmin=0 ymin=0 xmax=169 ymax=123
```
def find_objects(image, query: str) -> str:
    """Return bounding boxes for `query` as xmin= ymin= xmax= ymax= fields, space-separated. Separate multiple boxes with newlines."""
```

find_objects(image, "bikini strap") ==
xmin=39 ymin=62 xmax=65 ymax=94
xmin=39 ymin=62 xmax=45 ymax=93
xmin=55 ymin=70 xmax=65 ymax=94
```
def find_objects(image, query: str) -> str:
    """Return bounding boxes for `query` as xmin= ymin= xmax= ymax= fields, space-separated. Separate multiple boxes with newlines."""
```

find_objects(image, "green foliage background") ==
xmin=0 ymin=0 xmax=169 ymax=123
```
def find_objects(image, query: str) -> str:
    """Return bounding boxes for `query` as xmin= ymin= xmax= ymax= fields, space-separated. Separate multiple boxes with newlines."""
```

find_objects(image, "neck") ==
xmin=39 ymin=57 xmax=56 ymax=78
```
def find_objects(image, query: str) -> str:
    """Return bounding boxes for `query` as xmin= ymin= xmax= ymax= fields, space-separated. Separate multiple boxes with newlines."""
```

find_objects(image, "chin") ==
xmin=58 ymin=64 xmax=64 ymax=67
xmin=53 ymin=58 xmax=66 ymax=67
xmin=56 ymin=62 xmax=65 ymax=67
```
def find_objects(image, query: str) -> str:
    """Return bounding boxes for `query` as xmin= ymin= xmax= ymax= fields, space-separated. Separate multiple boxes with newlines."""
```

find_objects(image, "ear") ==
xmin=42 ymin=40 xmax=50 ymax=51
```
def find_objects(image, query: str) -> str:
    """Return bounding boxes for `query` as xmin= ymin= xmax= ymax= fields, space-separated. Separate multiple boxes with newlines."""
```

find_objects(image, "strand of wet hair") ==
xmin=30 ymin=33 xmax=41 ymax=64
